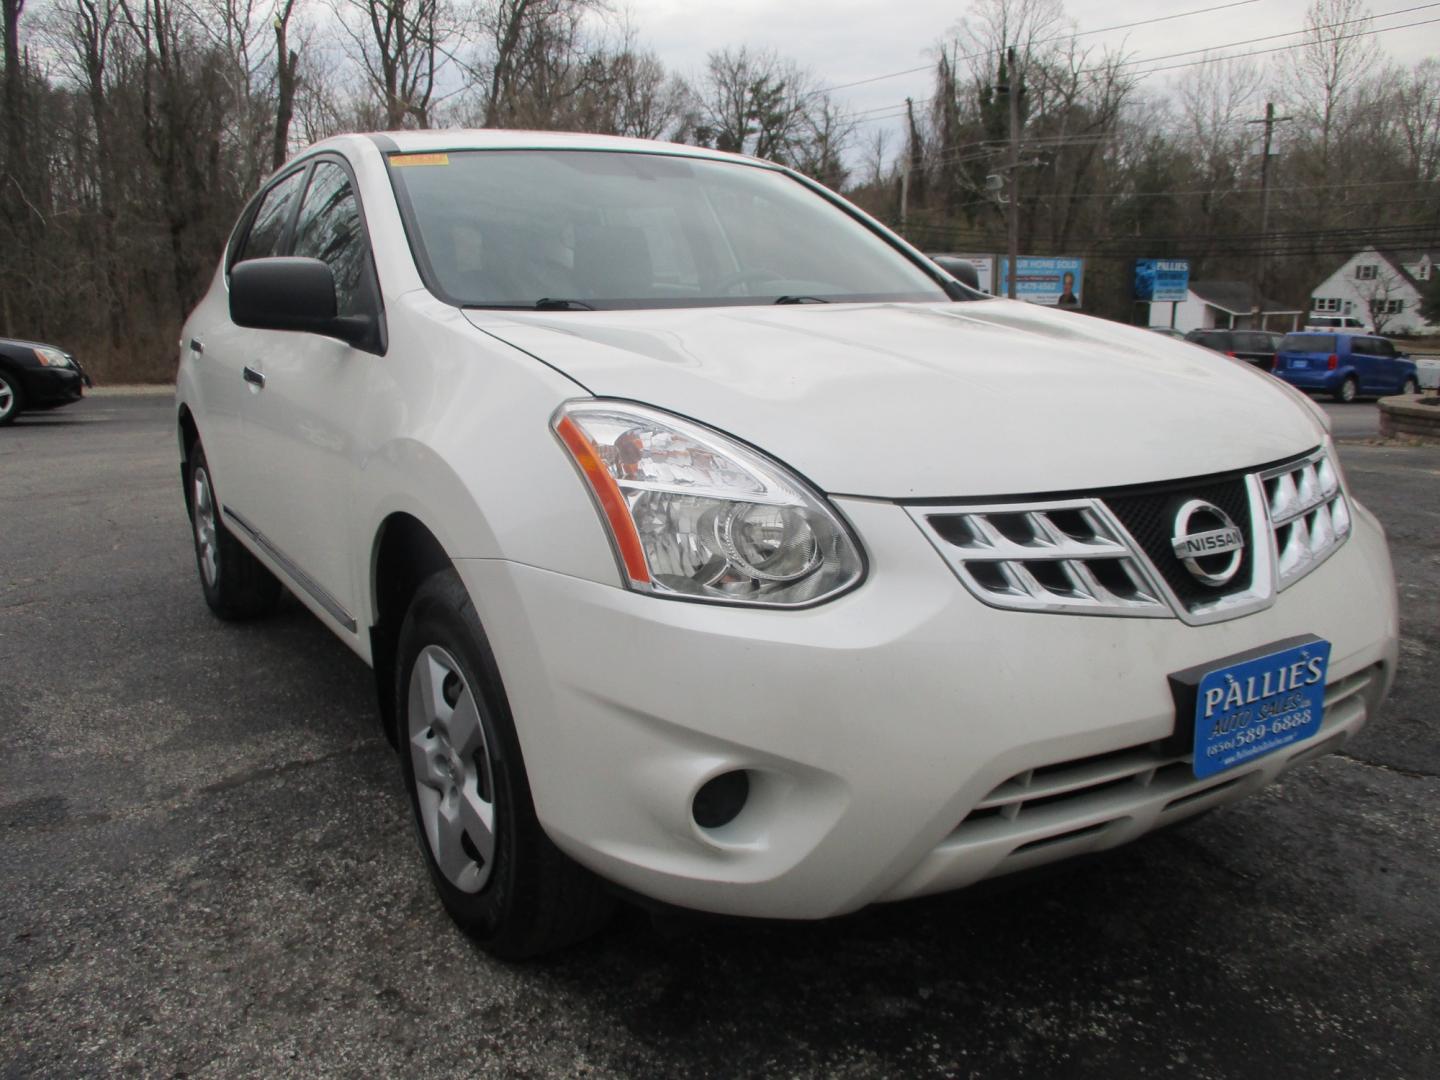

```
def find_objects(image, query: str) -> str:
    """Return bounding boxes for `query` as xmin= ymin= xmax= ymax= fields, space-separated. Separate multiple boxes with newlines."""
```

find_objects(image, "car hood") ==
xmin=467 ymin=300 xmax=1325 ymax=499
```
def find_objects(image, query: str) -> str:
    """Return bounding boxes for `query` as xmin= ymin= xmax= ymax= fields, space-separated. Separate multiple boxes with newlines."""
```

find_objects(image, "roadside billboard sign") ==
xmin=998 ymin=257 xmax=1084 ymax=308
xmin=1134 ymin=259 xmax=1191 ymax=303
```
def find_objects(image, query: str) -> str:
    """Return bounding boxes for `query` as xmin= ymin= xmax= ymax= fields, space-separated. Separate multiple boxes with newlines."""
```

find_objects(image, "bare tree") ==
xmin=336 ymin=0 xmax=449 ymax=128
xmin=696 ymin=45 xmax=814 ymax=163
xmin=1390 ymin=58 xmax=1440 ymax=182
xmin=1281 ymin=0 xmax=1381 ymax=173
xmin=272 ymin=0 xmax=299 ymax=166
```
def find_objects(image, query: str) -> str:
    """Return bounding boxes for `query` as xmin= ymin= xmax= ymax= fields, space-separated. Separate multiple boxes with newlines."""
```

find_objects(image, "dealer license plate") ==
xmin=1170 ymin=637 xmax=1330 ymax=779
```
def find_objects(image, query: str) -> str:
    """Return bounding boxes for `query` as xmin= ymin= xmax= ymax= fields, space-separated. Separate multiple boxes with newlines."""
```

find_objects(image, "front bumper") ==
xmin=24 ymin=365 xmax=86 ymax=407
xmin=456 ymin=495 xmax=1398 ymax=920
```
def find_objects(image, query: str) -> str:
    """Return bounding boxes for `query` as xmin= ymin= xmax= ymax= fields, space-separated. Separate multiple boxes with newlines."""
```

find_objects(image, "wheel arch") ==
xmin=369 ymin=511 xmax=454 ymax=745
xmin=178 ymin=404 xmax=201 ymax=513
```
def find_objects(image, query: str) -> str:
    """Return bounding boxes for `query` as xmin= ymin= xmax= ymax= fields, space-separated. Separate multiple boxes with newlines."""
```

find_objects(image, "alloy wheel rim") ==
xmin=0 ymin=379 xmax=13 ymax=419
xmin=193 ymin=467 xmax=219 ymax=587
xmin=407 ymin=644 xmax=496 ymax=893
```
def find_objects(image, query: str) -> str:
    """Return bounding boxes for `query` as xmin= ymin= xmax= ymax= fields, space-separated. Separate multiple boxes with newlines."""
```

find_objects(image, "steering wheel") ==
xmin=714 ymin=268 xmax=784 ymax=296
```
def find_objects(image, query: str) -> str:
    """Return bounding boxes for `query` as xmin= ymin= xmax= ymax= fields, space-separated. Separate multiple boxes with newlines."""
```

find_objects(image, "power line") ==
xmin=1125 ymin=13 xmax=1440 ymax=77
xmin=848 ymin=4 xmax=1440 ymax=128
xmin=1103 ymin=2 xmax=1440 ymax=75
xmin=805 ymin=0 xmax=1264 ymax=99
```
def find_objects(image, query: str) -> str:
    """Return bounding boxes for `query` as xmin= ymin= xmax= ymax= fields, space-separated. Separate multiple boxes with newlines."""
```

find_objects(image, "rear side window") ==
xmin=292 ymin=161 xmax=373 ymax=318
xmin=1281 ymin=334 xmax=1336 ymax=352
xmin=235 ymin=169 xmax=306 ymax=265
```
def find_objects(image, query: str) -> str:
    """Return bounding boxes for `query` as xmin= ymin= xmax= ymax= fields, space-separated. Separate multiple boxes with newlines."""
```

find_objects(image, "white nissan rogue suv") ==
xmin=175 ymin=131 xmax=1400 ymax=957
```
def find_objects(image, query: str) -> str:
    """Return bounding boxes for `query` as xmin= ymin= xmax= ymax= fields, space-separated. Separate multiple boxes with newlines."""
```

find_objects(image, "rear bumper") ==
xmin=455 ymin=495 xmax=1399 ymax=920
xmin=1275 ymin=368 xmax=1342 ymax=393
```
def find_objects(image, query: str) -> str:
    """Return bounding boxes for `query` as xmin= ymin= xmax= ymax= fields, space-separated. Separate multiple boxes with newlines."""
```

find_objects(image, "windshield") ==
xmin=386 ymin=149 xmax=950 ymax=309
xmin=1281 ymin=334 xmax=1336 ymax=352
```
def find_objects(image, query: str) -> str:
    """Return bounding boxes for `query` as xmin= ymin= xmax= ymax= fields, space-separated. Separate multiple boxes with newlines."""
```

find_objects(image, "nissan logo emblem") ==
xmin=1171 ymin=499 xmax=1245 ymax=587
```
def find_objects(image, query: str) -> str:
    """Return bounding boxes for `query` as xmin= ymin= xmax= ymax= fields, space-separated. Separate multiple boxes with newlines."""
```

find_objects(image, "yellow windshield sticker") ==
xmin=390 ymin=153 xmax=449 ymax=167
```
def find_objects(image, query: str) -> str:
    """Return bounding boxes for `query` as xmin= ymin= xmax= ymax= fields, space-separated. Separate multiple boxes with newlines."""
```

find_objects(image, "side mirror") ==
xmin=932 ymin=255 xmax=982 ymax=292
xmin=230 ymin=257 xmax=373 ymax=349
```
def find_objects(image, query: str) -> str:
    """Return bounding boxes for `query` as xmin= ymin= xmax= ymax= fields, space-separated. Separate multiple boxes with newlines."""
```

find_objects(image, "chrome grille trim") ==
xmin=910 ymin=445 xmax=1349 ymax=622
xmin=1260 ymin=448 xmax=1352 ymax=590
xmin=905 ymin=499 xmax=1171 ymax=617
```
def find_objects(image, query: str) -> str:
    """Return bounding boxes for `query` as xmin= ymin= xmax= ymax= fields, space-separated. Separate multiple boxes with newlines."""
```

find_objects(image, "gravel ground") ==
xmin=2 ymin=394 xmax=1436 ymax=1079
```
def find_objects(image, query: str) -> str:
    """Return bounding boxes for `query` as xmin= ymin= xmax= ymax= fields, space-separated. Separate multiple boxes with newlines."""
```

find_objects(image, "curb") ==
xmin=89 ymin=385 xmax=174 ymax=397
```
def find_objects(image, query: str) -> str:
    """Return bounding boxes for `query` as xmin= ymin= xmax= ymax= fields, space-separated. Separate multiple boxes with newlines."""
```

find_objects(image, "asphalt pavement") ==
xmin=2 ymin=394 xmax=1436 ymax=1079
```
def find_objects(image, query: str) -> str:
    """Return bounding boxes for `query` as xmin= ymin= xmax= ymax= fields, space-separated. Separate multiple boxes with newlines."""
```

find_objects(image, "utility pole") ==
xmin=1005 ymin=47 xmax=1021 ymax=299
xmin=900 ymin=98 xmax=915 ymax=232
xmin=1246 ymin=102 xmax=1292 ymax=329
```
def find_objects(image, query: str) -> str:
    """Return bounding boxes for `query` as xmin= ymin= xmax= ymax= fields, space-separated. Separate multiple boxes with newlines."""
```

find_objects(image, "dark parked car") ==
xmin=1272 ymin=333 xmax=1420 ymax=402
xmin=0 ymin=337 xmax=91 ymax=425
xmin=1184 ymin=328 xmax=1284 ymax=370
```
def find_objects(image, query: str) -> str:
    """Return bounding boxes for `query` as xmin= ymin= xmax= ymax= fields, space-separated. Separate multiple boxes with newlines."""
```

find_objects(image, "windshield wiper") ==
xmin=773 ymin=295 xmax=830 ymax=305
xmin=533 ymin=298 xmax=597 ymax=311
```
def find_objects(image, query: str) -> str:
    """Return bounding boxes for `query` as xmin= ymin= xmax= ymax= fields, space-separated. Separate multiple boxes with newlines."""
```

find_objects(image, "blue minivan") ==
xmin=1272 ymin=333 xmax=1421 ymax=402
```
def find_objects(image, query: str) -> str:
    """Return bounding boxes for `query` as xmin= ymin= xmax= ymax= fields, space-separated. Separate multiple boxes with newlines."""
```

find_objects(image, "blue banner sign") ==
xmin=998 ymin=257 xmax=1084 ymax=308
xmin=1134 ymin=259 xmax=1190 ymax=303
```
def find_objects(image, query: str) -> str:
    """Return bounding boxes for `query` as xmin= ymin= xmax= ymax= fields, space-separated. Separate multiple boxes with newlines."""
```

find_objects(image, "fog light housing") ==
xmin=692 ymin=770 xmax=750 ymax=830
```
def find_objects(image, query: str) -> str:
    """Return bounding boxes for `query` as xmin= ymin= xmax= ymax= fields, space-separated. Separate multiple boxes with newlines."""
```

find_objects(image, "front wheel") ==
xmin=1334 ymin=376 xmax=1358 ymax=404
xmin=0 ymin=370 xmax=22 ymax=426
xmin=396 ymin=569 xmax=613 ymax=957
xmin=187 ymin=444 xmax=281 ymax=619
xmin=1400 ymin=377 xmax=1419 ymax=396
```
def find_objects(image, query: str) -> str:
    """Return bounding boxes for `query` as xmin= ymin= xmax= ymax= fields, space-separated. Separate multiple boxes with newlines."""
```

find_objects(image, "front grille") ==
xmin=1261 ymin=450 xmax=1351 ymax=589
xmin=1103 ymin=477 xmax=1255 ymax=611
xmin=913 ymin=501 xmax=1169 ymax=617
xmin=949 ymin=665 xmax=1378 ymax=861
xmin=908 ymin=445 xmax=1351 ymax=624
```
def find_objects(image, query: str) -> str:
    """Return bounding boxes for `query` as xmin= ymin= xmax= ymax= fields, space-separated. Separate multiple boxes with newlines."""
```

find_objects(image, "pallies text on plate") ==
xmin=1203 ymin=655 xmax=1326 ymax=718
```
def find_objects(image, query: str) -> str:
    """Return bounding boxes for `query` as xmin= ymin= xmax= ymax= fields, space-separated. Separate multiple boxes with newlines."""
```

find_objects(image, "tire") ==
xmin=395 ymin=569 xmax=614 ymax=958
xmin=1334 ymin=376 xmax=1358 ymax=404
xmin=0 ymin=370 xmax=22 ymax=426
xmin=187 ymin=444 xmax=282 ymax=619
xmin=1400 ymin=377 xmax=1419 ymax=396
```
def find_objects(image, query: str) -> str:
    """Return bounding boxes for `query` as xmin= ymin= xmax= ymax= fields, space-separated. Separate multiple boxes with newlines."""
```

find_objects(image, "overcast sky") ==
xmin=622 ymin=0 xmax=1440 ymax=153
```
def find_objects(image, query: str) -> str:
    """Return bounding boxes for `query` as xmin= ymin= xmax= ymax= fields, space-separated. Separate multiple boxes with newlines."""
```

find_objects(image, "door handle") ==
xmin=243 ymin=366 xmax=266 ymax=388
xmin=188 ymin=338 xmax=204 ymax=355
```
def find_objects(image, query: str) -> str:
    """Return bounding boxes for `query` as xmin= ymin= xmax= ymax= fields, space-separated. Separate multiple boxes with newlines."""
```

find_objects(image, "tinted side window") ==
xmin=1281 ymin=334 xmax=1336 ymax=352
xmin=1373 ymin=338 xmax=1396 ymax=357
xmin=235 ymin=169 xmax=306 ymax=264
xmin=1350 ymin=338 xmax=1376 ymax=356
xmin=292 ymin=161 xmax=372 ymax=318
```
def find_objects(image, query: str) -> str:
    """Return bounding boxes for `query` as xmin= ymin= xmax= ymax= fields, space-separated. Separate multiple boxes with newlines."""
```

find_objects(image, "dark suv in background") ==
xmin=1185 ymin=329 xmax=1283 ymax=370
xmin=1273 ymin=333 xmax=1420 ymax=402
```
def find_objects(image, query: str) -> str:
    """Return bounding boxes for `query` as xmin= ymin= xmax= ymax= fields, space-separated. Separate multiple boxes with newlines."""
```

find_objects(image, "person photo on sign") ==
xmin=1057 ymin=271 xmax=1080 ymax=309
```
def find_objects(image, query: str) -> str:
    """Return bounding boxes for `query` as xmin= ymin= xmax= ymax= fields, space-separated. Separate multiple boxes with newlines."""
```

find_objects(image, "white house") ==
xmin=1148 ymin=280 xmax=1301 ymax=334
xmin=1309 ymin=248 xmax=1437 ymax=336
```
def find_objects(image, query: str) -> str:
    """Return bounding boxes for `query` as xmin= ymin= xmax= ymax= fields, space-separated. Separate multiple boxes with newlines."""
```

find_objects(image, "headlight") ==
xmin=553 ymin=401 xmax=864 ymax=607
xmin=32 ymin=347 xmax=72 ymax=368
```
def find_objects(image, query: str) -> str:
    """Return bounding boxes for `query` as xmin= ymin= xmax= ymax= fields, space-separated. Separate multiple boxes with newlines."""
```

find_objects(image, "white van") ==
xmin=1304 ymin=314 xmax=1372 ymax=334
